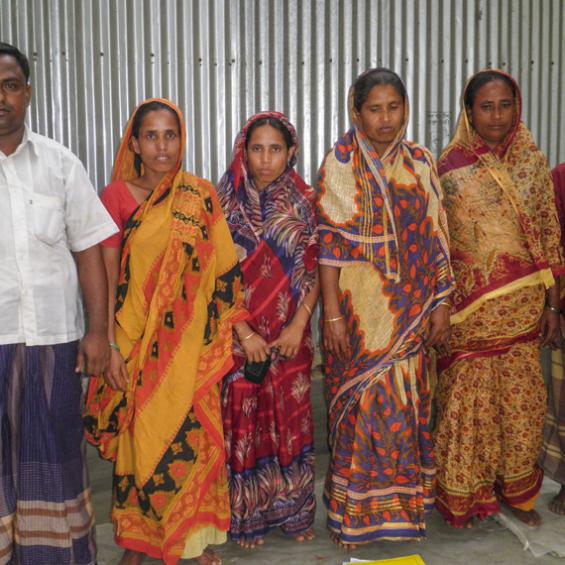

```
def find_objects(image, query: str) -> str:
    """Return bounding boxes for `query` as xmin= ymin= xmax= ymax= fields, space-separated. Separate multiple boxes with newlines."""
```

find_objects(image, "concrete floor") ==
xmin=89 ymin=374 xmax=565 ymax=565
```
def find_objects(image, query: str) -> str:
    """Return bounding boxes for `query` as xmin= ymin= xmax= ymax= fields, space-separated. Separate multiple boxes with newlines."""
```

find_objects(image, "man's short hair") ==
xmin=0 ymin=42 xmax=30 ymax=83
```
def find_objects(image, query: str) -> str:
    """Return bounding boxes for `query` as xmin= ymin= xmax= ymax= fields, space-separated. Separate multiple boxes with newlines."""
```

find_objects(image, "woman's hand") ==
xmin=323 ymin=318 xmax=350 ymax=362
xmin=103 ymin=348 xmax=129 ymax=391
xmin=427 ymin=304 xmax=451 ymax=348
xmin=270 ymin=321 xmax=305 ymax=360
xmin=241 ymin=333 xmax=271 ymax=363
xmin=540 ymin=307 xmax=560 ymax=348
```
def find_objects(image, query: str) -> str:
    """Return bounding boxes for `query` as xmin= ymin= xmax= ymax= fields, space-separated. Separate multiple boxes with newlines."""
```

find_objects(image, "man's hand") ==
xmin=76 ymin=331 xmax=110 ymax=376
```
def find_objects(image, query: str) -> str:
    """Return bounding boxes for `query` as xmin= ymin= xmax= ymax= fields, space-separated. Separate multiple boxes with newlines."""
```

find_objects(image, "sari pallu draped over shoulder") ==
xmin=317 ymin=76 xmax=455 ymax=544
xmin=83 ymin=99 xmax=245 ymax=564
xmin=437 ymin=70 xmax=564 ymax=330
xmin=216 ymin=111 xmax=319 ymax=541
xmin=434 ymin=70 xmax=564 ymax=527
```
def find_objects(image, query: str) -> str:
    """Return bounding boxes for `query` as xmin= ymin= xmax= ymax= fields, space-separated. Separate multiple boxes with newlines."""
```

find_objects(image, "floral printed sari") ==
xmin=216 ymin=112 xmax=319 ymax=542
xmin=317 ymin=78 xmax=454 ymax=544
xmin=434 ymin=71 xmax=564 ymax=527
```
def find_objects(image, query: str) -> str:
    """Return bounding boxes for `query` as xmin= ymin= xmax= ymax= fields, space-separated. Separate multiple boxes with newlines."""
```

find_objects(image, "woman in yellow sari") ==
xmin=434 ymin=70 xmax=564 ymax=528
xmin=84 ymin=99 xmax=245 ymax=565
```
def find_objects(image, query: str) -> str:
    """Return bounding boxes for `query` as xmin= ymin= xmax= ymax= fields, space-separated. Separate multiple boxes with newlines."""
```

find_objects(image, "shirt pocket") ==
xmin=28 ymin=193 xmax=65 ymax=245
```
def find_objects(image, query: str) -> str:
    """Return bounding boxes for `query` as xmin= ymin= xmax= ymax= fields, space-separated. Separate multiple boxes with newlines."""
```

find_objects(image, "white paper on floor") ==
xmin=493 ymin=478 xmax=565 ymax=558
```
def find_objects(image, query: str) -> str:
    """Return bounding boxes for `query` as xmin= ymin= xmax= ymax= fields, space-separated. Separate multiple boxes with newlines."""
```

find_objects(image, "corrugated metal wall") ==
xmin=1 ymin=0 xmax=564 ymax=190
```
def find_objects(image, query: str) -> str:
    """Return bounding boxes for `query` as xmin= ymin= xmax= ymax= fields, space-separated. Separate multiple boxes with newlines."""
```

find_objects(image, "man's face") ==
xmin=0 ymin=54 xmax=31 ymax=140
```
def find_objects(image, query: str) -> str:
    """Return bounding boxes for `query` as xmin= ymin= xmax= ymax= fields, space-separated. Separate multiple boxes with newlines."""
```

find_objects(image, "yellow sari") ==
xmin=84 ymin=99 xmax=245 ymax=563
xmin=434 ymin=71 xmax=564 ymax=527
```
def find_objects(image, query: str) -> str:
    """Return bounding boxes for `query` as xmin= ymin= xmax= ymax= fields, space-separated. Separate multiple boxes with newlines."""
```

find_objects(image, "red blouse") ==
xmin=100 ymin=181 xmax=139 ymax=248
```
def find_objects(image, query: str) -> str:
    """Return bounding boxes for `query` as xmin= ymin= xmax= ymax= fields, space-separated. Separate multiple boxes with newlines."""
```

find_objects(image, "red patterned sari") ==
xmin=216 ymin=112 xmax=319 ymax=542
xmin=434 ymin=71 xmax=564 ymax=527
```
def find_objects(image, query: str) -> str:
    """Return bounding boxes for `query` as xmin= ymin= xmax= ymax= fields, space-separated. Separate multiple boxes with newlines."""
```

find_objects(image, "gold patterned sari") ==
xmin=434 ymin=71 xmax=564 ymax=527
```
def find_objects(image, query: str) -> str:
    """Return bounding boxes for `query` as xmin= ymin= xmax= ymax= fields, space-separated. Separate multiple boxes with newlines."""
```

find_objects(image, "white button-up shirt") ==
xmin=0 ymin=127 xmax=118 ymax=346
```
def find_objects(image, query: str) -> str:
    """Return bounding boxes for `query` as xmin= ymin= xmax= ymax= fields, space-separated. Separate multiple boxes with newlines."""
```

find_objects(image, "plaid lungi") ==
xmin=0 ymin=342 xmax=96 ymax=564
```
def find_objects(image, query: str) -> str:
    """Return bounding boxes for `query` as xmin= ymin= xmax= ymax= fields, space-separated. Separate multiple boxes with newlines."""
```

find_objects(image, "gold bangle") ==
xmin=302 ymin=302 xmax=313 ymax=317
xmin=240 ymin=331 xmax=256 ymax=342
xmin=438 ymin=300 xmax=451 ymax=308
xmin=324 ymin=315 xmax=344 ymax=323
xmin=109 ymin=341 xmax=120 ymax=352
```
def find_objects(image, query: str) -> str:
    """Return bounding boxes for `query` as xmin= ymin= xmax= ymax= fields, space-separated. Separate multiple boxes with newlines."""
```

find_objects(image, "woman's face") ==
xmin=131 ymin=109 xmax=181 ymax=176
xmin=246 ymin=124 xmax=293 ymax=190
xmin=357 ymin=84 xmax=405 ymax=156
xmin=468 ymin=79 xmax=516 ymax=149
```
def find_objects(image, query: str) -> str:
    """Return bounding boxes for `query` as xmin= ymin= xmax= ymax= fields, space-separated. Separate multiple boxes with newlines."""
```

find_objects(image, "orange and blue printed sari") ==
xmin=84 ymin=99 xmax=245 ymax=564
xmin=317 ymin=91 xmax=454 ymax=544
xmin=216 ymin=112 xmax=319 ymax=542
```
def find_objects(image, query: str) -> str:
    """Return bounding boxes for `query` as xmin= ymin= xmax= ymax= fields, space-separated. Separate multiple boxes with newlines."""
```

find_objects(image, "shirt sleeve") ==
xmin=63 ymin=155 xmax=118 ymax=252
xmin=99 ymin=183 xmax=126 ymax=248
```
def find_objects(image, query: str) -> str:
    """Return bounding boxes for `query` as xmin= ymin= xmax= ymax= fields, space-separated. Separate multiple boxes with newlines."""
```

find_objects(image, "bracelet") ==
xmin=324 ymin=315 xmax=344 ymax=323
xmin=546 ymin=304 xmax=561 ymax=314
xmin=109 ymin=341 xmax=120 ymax=352
xmin=302 ymin=302 xmax=313 ymax=317
xmin=438 ymin=300 xmax=451 ymax=308
xmin=240 ymin=331 xmax=256 ymax=342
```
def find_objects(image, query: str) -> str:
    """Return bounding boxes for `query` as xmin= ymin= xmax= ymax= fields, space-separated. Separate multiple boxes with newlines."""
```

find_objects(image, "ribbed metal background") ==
xmin=1 ymin=0 xmax=564 ymax=190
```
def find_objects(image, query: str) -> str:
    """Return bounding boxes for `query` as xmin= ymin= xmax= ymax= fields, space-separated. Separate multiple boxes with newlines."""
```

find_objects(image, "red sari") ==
xmin=216 ymin=112 xmax=319 ymax=541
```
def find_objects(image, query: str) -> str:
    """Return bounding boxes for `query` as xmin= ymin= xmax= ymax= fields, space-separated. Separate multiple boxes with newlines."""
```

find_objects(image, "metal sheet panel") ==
xmin=1 ymin=0 xmax=564 ymax=191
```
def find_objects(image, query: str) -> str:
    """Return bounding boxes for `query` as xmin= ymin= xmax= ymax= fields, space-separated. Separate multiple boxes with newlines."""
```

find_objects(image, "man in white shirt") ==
xmin=0 ymin=42 xmax=117 ymax=565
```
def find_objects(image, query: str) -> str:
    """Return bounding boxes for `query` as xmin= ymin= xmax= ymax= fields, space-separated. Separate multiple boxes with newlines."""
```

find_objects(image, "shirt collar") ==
xmin=0 ymin=125 xmax=36 ymax=159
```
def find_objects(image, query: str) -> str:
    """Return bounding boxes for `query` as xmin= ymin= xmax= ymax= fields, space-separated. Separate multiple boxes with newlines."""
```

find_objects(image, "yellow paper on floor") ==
xmin=346 ymin=555 xmax=426 ymax=565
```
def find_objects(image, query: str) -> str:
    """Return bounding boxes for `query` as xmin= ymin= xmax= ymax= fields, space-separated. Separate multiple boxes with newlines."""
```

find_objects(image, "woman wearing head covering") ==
xmin=216 ymin=112 xmax=319 ymax=548
xmin=434 ymin=70 xmax=564 ymax=528
xmin=317 ymin=68 xmax=455 ymax=548
xmin=84 ymin=99 xmax=245 ymax=565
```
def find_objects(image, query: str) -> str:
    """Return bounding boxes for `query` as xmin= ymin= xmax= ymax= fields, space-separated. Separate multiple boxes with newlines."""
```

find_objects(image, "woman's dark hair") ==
xmin=0 ymin=41 xmax=30 ymax=83
xmin=245 ymin=117 xmax=293 ymax=149
xmin=464 ymin=71 xmax=517 ymax=109
xmin=353 ymin=68 xmax=407 ymax=112
xmin=130 ymin=101 xmax=180 ymax=174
